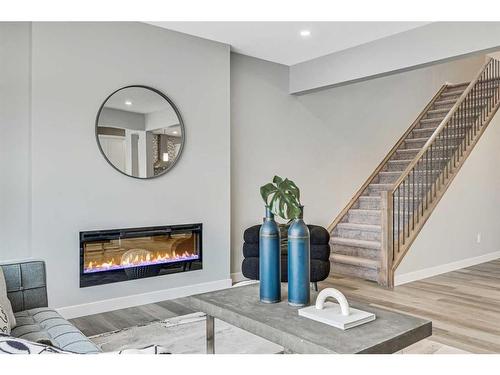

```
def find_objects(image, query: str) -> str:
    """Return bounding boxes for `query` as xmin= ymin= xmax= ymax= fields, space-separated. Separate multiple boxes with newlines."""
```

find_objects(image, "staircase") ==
xmin=328 ymin=57 xmax=500 ymax=287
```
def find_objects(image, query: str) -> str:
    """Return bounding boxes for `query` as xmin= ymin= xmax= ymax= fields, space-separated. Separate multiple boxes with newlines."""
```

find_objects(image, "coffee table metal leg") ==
xmin=206 ymin=314 xmax=215 ymax=354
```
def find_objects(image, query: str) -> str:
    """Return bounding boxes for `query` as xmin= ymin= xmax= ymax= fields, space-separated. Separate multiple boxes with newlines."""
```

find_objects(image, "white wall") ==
xmin=0 ymin=22 xmax=32 ymax=260
xmin=290 ymin=22 xmax=500 ymax=94
xmin=231 ymin=52 xmax=499 ymax=278
xmin=21 ymin=22 xmax=231 ymax=310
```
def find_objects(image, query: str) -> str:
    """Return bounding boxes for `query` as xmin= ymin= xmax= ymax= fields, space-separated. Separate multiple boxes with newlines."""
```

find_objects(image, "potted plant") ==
xmin=260 ymin=176 xmax=301 ymax=252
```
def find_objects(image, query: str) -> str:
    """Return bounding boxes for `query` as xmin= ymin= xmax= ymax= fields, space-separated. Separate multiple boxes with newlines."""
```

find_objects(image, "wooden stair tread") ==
xmin=330 ymin=254 xmax=380 ymax=269
xmin=330 ymin=237 xmax=381 ymax=250
xmin=336 ymin=222 xmax=381 ymax=232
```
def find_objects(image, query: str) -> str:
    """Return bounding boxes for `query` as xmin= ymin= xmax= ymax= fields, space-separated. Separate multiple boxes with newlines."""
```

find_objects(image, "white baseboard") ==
xmin=56 ymin=278 xmax=232 ymax=319
xmin=230 ymin=271 xmax=247 ymax=283
xmin=395 ymin=250 xmax=500 ymax=286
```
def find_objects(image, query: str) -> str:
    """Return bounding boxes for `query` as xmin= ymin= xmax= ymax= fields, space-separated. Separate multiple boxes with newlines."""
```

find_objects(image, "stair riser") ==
xmin=440 ymin=93 xmax=462 ymax=100
xmin=432 ymin=100 xmax=490 ymax=110
xmin=347 ymin=211 xmax=380 ymax=225
xmin=412 ymin=126 xmax=469 ymax=138
xmin=330 ymin=262 xmax=379 ymax=282
xmin=330 ymin=244 xmax=380 ymax=260
xmin=440 ymin=92 xmax=496 ymax=102
xmin=416 ymin=118 xmax=477 ymax=131
xmin=357 ymin=197 xmax=381 ymax=210
xmin=404 ymin=138 xmax=461 ymax=149
xmin=368 ymin=185 xmax=432 ymax=196
xmin=334 ymin=227 xmax=382 ymax=242
xmin=379 ymin=172 xmax=441 ymax=184
xmin=393 ymin=148 xmax=447 ymax=160
xmin=426 ymin=111 xmax=450 ymax=119
xmin=420 ymin=116 xmax=478 ymax=127
xmin=433 ymin=102 xmax=456 ymax=110
xmin=385 ymin=161 xmax=410 ymax=171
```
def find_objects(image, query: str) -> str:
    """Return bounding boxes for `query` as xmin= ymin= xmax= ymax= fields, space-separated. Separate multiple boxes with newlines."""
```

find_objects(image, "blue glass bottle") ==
xmin=287 ymin=206 xmax=310 ymax=306
xmin=259 ymin=207 xmax=281 ymax=303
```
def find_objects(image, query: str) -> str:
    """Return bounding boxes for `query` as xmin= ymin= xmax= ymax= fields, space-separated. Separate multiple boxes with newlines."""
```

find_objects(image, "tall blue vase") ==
xmin=287 ymin=206 xmax=310 ymax=306
xmin=259 ymin=207 xmax=281 ymax=303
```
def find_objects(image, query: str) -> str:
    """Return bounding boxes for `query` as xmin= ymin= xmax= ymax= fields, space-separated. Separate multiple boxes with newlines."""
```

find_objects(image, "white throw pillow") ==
xmin=0 ymin=334 xmax=67 ymax=354
xmin=0 ymin=268 xmax=16 ymax=329
xmin=0 ymin=305 xmax=10 ymax=335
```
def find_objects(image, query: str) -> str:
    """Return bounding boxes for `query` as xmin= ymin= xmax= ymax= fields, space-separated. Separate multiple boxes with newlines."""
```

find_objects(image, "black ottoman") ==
xmin=241 ymin=224 xmax=331 ymax=290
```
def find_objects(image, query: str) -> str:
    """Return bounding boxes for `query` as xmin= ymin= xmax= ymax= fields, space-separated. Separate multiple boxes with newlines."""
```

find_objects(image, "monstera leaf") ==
xmin=260 ymin=175 xmax=301 ymax=220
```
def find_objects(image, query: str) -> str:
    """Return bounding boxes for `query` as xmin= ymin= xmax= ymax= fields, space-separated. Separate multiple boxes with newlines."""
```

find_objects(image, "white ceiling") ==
xmin=148 ymin=22 xmax=430 ymax=66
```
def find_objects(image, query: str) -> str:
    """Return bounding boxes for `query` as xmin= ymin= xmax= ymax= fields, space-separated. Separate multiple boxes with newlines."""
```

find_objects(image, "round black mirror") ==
xmin=96 ymin=85 xmax=185 ymax=179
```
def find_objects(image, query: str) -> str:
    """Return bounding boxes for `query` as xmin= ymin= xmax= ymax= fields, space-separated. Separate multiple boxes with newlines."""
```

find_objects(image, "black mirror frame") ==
xmin=95 ymin=85 xmax=185 ymax=180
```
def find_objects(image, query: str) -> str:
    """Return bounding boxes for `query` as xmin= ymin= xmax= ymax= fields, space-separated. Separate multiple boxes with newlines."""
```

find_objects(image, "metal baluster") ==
xmin=425 ymin=150 xmax=429 ymax=209
xmin=402 ymin=180 xmax=406 ymax=244
xmin=393 ymin=192 xmax=396 ymax=257
xmin=397 ymin=186 xmax=400 ymax=253
xmin=420 ymin=159 xmax=423 ymax=218
xmin=438 ymin=132 xmax=448 ymax=185
xmin=430 ymin=144 xmax=434 ymax=200
xmin=482 ymin=68 xmax=486 ymax=123
xmin=448 ymin=116 xmax=453 ymax=178
xmin=406 ymin=175 xmax=410 ymax=238
xmin=412 ymin=168 xmax=415 ymax=230
xmin=453 ymin=112 xmax=457 ymax=168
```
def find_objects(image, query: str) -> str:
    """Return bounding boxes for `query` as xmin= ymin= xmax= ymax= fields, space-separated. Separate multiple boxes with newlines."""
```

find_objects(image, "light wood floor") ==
xmin=71 ymin=259 xmax=500 ymax=353
xmin=324 ymin=259 xmax=500 ymax=354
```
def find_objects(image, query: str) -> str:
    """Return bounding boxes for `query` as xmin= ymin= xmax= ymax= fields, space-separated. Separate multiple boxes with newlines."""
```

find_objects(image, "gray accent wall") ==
xmin=1 ymin=22 xmax=231 ymax=309
xmin=0 ymin=22 xmax=32 ymax=260
xmin=231 ymin=52 xmax=500 ymax=278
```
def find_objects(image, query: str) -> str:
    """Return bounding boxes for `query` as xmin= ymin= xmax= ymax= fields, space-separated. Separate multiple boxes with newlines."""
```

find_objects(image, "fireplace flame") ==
xmin=84 ymin=248 xmax=199 ymax=273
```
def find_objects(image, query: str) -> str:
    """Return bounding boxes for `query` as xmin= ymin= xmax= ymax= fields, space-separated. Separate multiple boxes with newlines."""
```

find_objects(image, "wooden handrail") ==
xmin=326 ymin=84 xmax=448 ymax=233
xmin=391 ymin=57 xmax=494 ymax=193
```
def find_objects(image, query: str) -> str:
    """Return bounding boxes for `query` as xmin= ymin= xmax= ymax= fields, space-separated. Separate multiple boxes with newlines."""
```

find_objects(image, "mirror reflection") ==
xmin=96 ymin=86 xmax=184 ymax=178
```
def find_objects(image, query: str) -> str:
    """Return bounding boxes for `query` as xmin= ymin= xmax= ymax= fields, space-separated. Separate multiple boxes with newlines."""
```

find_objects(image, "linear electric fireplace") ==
xmin=80 ymin=224 xmax=202 ymax=287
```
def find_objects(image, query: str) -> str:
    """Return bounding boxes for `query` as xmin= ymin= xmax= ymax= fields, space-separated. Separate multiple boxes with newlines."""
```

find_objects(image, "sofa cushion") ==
xmin=0 ymin=268 xmax=16 ymax=329
xmin=243 ymin=243 xmax=330 ymax=261
xmin=308 ymin=225 xmax=330 ymax=245
xmin=244 ymin=224 xmax=330 ymax=245
xmin=310 ymin=244 xmax=331 ymax=260
xmin=242 ymin=257 xmax=330 ymax=283
xmin=0 ymin=261 xmax=48 ymax=314
xmin=10 ymin=308 xmax=101 ymax=354
xmin=243 ymin=243 xmax=259 ymax=258
xmin=243 ymin=225 xmax=261 ymax=244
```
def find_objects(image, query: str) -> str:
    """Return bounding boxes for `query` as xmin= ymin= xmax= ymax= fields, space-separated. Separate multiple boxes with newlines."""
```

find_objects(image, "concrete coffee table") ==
xmin=177 ymin=283 xmax=431 ymax=354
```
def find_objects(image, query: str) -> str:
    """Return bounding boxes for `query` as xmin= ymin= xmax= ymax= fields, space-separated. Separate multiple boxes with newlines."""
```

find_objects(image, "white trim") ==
xmin=230 ymin=271 xmax=247 ymax=283
xmin=56 ymin=278 xmax=232 ymax=319
xmin=395 ymin=251 xmax=500 ymax=286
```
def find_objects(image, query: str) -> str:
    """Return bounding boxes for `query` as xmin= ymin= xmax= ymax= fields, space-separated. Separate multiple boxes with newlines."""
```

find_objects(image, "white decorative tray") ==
xmin=298 ymin=288 xmax=375 ymax=330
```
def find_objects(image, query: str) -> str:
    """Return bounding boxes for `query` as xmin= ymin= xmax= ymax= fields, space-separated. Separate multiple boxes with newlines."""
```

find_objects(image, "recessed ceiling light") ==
xmin=125 ymin=100 xmax=132 ymax=106
xmin=300 ymin=30 xmax=311 ymax=37
xmin=172 ymin=130 xmax=178 ymax=135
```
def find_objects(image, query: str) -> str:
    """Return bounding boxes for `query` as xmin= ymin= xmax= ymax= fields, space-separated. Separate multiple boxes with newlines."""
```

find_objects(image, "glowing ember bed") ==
xmin=79 ymin=224 xmax=202 ymax=287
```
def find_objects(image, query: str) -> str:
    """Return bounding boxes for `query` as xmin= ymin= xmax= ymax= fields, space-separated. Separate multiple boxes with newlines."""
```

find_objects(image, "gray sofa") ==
xmin=0 ymin=259 xmax=101 ymax=353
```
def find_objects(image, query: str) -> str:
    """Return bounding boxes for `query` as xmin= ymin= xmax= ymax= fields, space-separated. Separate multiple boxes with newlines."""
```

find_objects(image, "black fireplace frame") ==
xmin=79 ymin=223 xmax=203 ymax=288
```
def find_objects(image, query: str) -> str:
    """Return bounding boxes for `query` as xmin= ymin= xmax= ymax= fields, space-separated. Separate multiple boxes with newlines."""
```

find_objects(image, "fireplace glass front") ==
xmin=80 ymin=224 xmax=202 ymax=287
